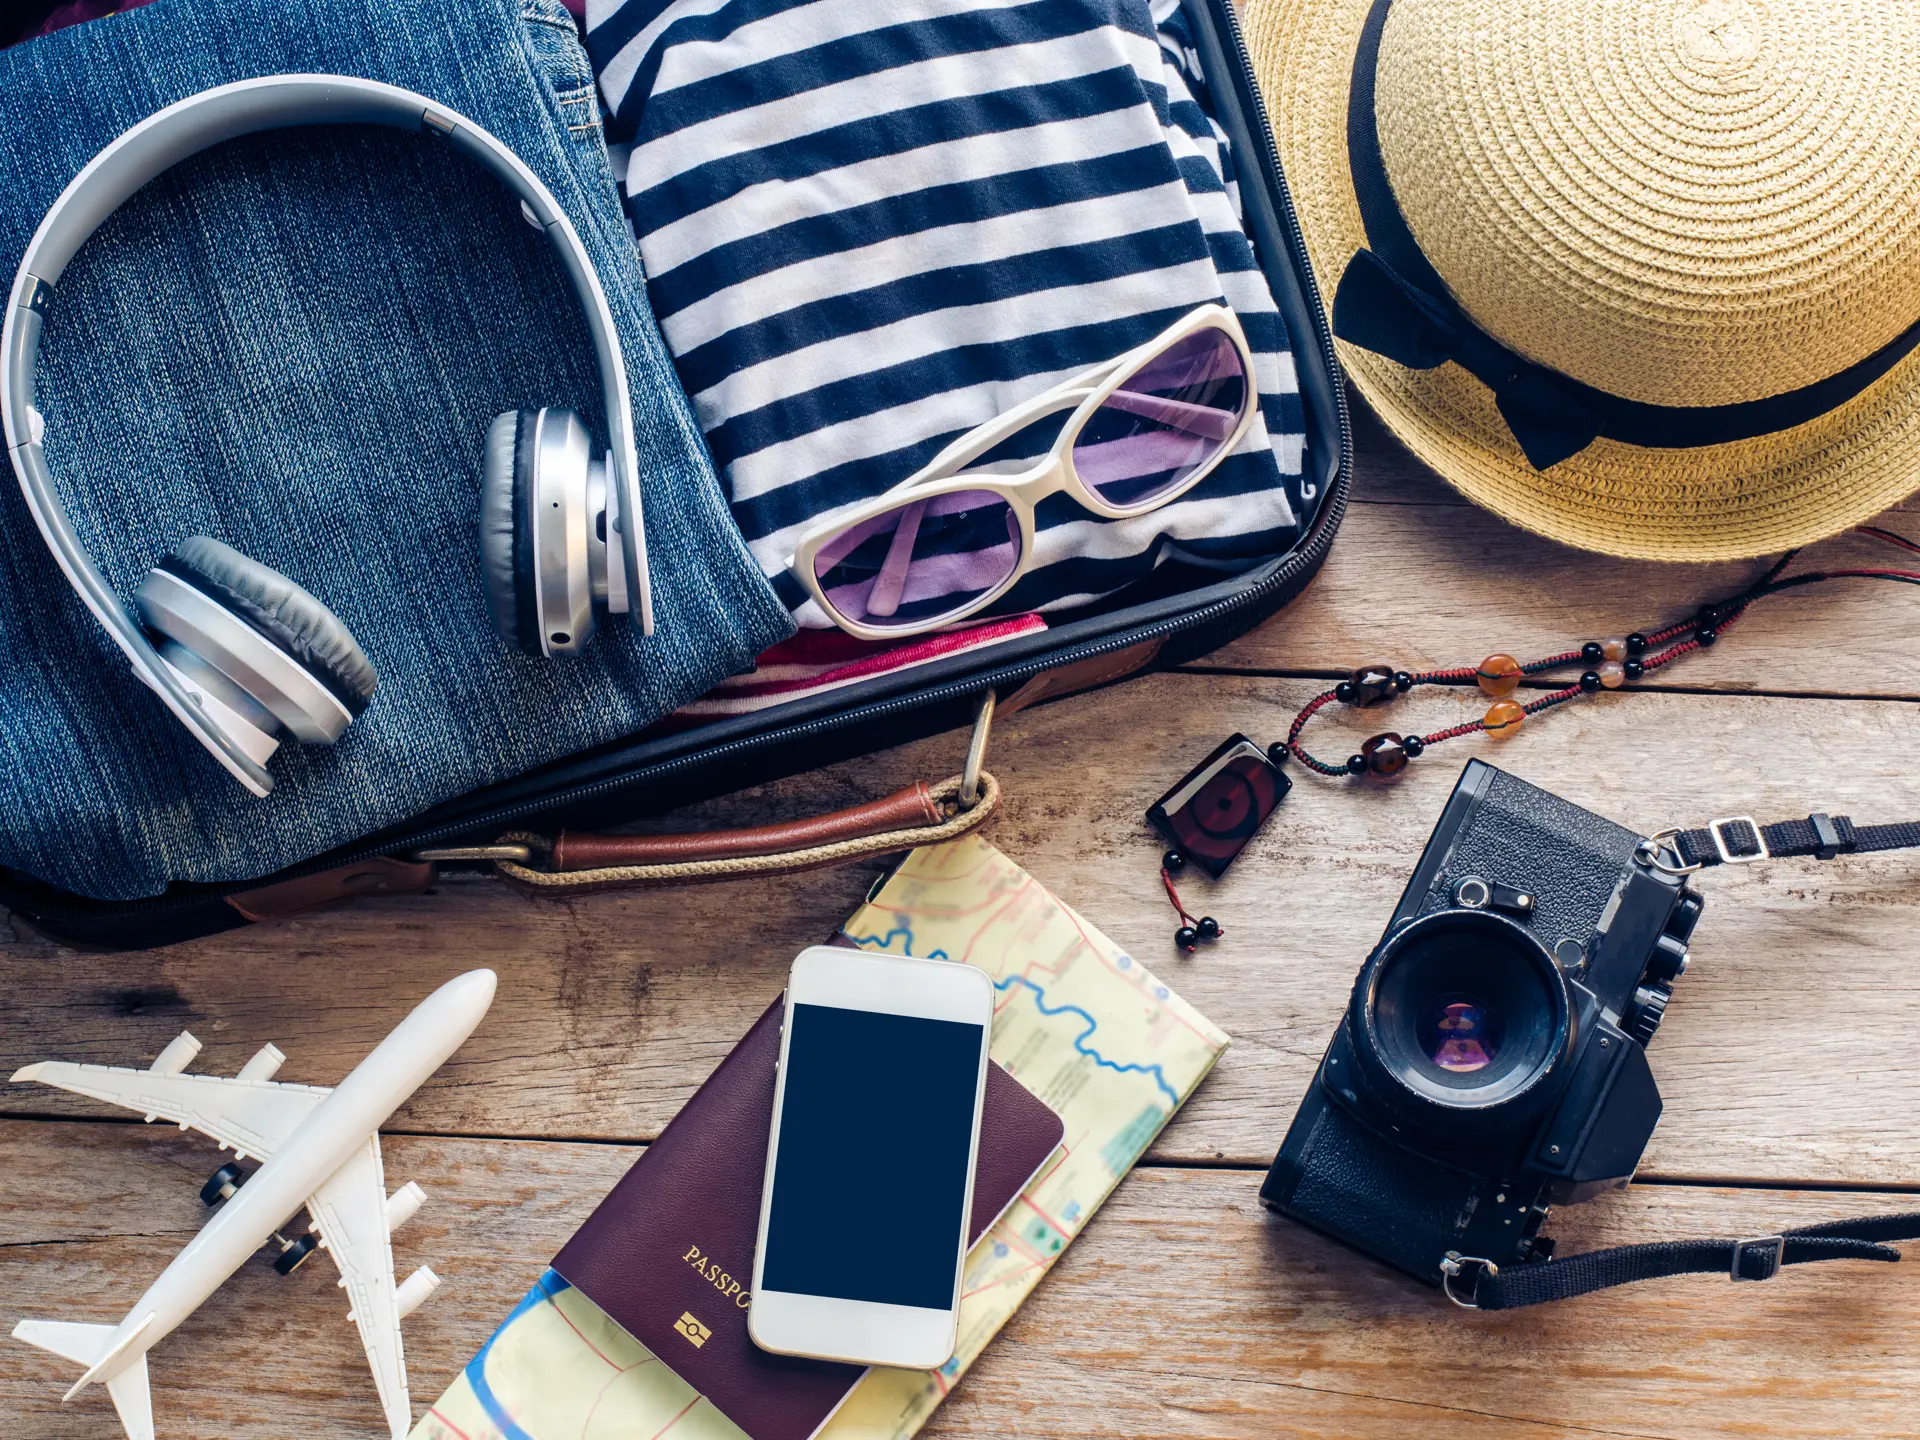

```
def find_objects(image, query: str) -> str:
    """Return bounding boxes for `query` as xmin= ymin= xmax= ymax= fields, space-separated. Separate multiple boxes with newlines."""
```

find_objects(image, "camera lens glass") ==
xmin=1355 ymin=910 xmax=1570 ymax=1123
xmin=1416 ymin=997 xmax=1503 ymax=1073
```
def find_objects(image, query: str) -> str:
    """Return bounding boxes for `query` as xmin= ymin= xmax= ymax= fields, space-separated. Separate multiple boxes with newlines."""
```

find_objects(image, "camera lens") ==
xmin=1416 ymin=998 xmax=1503 ymax=1072
xmin=1348 ymin=910 xmax=1572 ymax=1132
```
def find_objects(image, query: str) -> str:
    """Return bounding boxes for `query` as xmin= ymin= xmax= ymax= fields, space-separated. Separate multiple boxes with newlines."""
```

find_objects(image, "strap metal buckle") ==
xmin=1637 ymin=828 xmax=1701 ymax=876
xmin=1730 ymin=1233 xmax=1785 ymax=1281
xmin=1439 ymin=1252 xmax=1498 ymax=1309
xmin=1708 ymin=817 xmax=1769 ymax=864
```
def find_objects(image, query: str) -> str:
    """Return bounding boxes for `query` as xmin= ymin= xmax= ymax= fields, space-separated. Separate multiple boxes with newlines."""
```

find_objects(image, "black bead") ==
xmin=1162 ymin=850 xmax=1185 ymax=874
xmin=1402 ymin=735 xmax=1426 ymax=758
xmin=1581 ymin=641 xmax=1604 ymax=664
xmin=1696 ymin=605 xmax=1721 ymax=630
xmin=1335 ymin=681 xmax=1356 ymax=703
xmin=1174 ymin=925 xmax=1199 ymax=952
xmin=1266 ymin=742 xmax=1290 ymax=767
xmin=1579 ymin=670 xmax=1602 ymax=693
xmin=1196 ymin=916 xmax=1221 ymax=940
xmin=1626 ymin=632 xmax=1648 ymax=656
xmin=1697 ymin=627 xmax=1719 ymax=647
xmin=1624 ymin=658 xmax=1645 ymax=680
xmin=1346 ymin=753 xmax=1368 ymax=776
xmin=1393 ymin=670 xmax=1414 ymax=691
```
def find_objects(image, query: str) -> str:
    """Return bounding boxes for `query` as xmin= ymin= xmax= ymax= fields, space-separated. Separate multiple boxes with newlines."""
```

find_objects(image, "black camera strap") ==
xmin=1446 ymin=1213 xmax=1920 ymax=1310
xmin=1657 ymin=811 xmax=1920 ymax=869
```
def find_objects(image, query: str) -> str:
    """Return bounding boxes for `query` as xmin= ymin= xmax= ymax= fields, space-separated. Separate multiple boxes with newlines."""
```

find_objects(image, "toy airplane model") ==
xmin=9 ymin=968 xmax=497 ymax=1440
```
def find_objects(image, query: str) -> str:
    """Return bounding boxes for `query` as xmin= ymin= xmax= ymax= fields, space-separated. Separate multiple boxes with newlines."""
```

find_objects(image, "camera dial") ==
xmin=1348 ymin=909 xmax=1573 ymax=1134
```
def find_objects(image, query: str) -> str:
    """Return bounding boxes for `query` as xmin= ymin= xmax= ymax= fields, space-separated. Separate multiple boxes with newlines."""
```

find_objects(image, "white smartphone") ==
xmin=748 ymin=945 xmax=995 ymax=1370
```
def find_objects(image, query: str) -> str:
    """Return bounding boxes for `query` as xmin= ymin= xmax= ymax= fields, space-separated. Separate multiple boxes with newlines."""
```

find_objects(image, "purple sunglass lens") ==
xmin=813 ymin=488 xmax=1021 ymax=631
xmin=1073 ymin=326 xmax=1248 ymax=508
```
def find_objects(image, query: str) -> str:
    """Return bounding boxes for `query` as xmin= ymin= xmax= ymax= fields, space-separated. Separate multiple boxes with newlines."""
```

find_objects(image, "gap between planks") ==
xmin=1171 ymin=664 xmax=1920 ymax=705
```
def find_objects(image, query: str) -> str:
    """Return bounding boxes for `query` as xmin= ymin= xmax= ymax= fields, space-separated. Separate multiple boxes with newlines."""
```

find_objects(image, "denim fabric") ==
xmin=0 ymin=0 xmax=794 ymax=901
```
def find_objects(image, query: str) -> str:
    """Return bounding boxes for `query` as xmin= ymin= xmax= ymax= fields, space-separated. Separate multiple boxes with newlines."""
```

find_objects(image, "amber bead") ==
xmin=1598 ymin=661 xmax=1626 ymax=689
xmin=1361 ymin=732 xmax=1410 ymax=777
xmin=1484 ymin=700 xmax=1526 ymax=738
xmin=1346 ymin=663 xmax=1398 ymax=707
xmin=1602 ymin=637 xmax=1628 ymax=662
xmin=1476 ymin=654 xmax=1522 ymax=698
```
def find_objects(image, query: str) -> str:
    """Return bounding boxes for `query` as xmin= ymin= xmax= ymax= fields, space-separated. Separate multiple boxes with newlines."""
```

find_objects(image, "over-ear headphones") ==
xmin=1 ymin=76 xmax=655 ymax=797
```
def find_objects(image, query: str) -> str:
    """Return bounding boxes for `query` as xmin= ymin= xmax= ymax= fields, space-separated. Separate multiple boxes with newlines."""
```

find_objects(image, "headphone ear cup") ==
xmin=134 ymin=536 xmax=376 ymax=743
xmin=480 ymin=407 xmax=597 ymax=657
xmin=480 ymin=410 xmax=541 ymax=654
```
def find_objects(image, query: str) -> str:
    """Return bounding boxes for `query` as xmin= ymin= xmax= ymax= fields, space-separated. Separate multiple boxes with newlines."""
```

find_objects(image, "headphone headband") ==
xmin=2 ymin=75 xmax=652 ymax=794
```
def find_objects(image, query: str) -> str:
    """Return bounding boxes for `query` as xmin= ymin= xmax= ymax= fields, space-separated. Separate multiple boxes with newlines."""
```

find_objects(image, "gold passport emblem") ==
xmin=674 ymin=1312 xmax=712 ymax=1348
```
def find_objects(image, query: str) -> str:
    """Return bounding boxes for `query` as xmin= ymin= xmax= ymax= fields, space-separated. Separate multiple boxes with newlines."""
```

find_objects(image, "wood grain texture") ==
xmin=6 ymin=675 xmax=1919 ymax=1182
xmin=3 ymin=1121 xmax=1915 ymax=1440
xmin=1208 ymin=401 xmax=1920 ymax=695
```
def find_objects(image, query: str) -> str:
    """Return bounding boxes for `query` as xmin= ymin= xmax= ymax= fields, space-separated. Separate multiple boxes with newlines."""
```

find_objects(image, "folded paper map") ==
xmin=413 ymin=834 xmax=1229 ymax=1440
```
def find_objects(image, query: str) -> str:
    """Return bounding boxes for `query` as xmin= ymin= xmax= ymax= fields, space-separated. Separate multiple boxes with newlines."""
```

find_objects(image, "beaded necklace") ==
xmin=1286 ymin=526 xmax=1920 ymax=780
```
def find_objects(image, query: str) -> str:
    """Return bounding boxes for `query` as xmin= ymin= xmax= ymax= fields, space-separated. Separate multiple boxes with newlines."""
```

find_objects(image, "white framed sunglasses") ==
xmin=787 ymin=304 xmax=1259 ymax=639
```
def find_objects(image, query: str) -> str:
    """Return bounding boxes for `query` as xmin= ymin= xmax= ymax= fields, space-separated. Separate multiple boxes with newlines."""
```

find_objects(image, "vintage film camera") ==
xmin=1261 ymin=760 xmax=1702 ymax=1288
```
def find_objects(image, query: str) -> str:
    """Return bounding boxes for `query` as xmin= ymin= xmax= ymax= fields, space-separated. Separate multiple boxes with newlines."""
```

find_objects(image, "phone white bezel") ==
xmin=749 ymin=945 xmax=995 ymax=1370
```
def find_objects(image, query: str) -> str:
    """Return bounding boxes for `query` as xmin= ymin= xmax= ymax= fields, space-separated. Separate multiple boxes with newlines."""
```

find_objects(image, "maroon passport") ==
xmin=551 ymin=989 xmax=1065 ymax=1440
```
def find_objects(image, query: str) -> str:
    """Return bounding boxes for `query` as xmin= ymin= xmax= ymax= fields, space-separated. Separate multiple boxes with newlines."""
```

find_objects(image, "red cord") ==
xmin=1861 ymin=526 xmax=1920 ymax=556
xmin=1161 ymin=867 xmax=1201 ymax=928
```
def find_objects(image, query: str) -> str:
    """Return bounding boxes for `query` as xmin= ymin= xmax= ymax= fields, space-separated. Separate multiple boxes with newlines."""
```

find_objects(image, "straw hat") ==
xmin=1242 ymin=0 xmax=1920 ymax=561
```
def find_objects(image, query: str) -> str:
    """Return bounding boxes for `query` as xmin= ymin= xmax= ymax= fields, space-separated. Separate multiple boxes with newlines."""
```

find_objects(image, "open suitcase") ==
xmin=0 ymin=0 xmax=1349 ymax=949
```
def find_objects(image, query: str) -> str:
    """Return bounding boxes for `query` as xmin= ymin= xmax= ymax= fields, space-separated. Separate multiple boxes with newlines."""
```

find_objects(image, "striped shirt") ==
xmin=587 ymin=0 xmax=1307 ymax=626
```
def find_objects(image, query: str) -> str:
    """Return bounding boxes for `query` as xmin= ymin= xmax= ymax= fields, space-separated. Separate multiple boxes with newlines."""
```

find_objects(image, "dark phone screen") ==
xmin=761 ymin=1003 xmax=986 ymax=1311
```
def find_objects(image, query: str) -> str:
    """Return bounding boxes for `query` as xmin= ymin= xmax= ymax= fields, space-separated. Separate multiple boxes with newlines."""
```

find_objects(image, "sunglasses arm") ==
xmin=1096 ymin=388 xmax=1242 ymax=440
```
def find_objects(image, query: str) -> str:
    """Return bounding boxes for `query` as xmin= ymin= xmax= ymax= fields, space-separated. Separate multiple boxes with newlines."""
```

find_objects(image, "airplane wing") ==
xmin=11 ymin=1041 xmax=329 ymax=1161
xmin=305 ymin=1136 xmax=412 ymax=1440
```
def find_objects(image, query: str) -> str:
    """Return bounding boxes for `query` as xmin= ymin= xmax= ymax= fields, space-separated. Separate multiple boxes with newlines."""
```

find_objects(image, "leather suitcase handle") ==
xmin=493 ymin=770 xmax=999 ymax=894
xmin=550 ymin=782 xmax=942 ymax=871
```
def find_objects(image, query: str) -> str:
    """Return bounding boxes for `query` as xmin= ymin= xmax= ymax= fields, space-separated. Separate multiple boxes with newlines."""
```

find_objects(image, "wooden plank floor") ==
xmin=6 ymin=400 xmax=1920 ymax=1438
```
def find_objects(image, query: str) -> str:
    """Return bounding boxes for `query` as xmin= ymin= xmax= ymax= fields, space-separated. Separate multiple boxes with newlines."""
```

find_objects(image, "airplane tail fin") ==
xmin=14 ymin=1317 xmax=118 ymax=1367
xmin=12 ymin=1320 xmax=156 ymax=1440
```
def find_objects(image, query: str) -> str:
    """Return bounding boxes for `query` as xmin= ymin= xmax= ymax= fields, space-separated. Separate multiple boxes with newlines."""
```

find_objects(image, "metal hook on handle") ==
xmin=960 ymin=689 xmax=996 ymax=810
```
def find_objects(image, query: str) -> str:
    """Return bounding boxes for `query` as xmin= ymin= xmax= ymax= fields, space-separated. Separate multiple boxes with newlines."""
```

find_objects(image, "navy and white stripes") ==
xmin=586 ymin=0 xmax=1307 ymax=625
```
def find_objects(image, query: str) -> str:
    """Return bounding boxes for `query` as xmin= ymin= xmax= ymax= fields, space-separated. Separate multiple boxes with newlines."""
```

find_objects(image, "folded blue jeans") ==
xmin=0 ymin=0 xmax=794 ymax=901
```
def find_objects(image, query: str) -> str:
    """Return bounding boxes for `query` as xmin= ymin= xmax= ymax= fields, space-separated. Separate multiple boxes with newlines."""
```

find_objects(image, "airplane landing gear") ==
xmin=199 ymin=1162 xmax=248 ymax=1207
xmin=273 ymin=1232 xmax=320 ymax=1275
